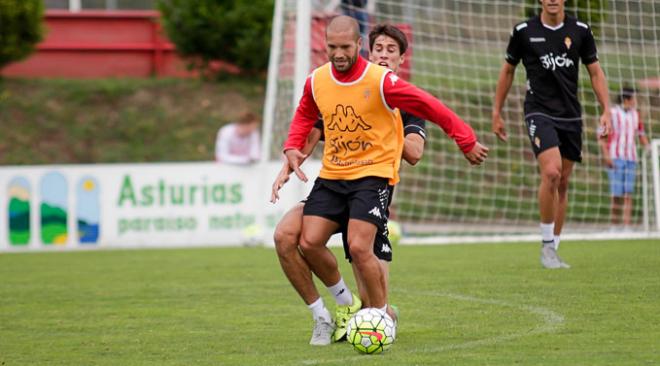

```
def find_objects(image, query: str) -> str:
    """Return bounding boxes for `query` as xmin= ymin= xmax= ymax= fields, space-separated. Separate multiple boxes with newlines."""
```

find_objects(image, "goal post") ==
xmin=651 ymin=139 xmax=660 ymax=232
xmin=263 ymin=0 xmax=660 ymax=241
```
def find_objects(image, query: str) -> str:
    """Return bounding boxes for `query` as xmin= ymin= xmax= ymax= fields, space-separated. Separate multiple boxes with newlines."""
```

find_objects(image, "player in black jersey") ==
xmin=492 ymin=0 xmax=612 ymax=269
xmin=270 ymin=24 xmax=425 ymax=345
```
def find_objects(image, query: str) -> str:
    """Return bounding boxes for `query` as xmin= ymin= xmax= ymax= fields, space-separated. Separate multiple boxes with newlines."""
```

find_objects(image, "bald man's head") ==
xmin=326 ymin=15 xmax=360 ymax=41
xmin=324 ymin=15 xmax=362 ymax=72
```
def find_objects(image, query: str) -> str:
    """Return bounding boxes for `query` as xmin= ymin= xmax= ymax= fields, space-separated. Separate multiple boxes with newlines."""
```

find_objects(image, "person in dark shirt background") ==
xmin=491 ymin=0 xmax=612 ymax=269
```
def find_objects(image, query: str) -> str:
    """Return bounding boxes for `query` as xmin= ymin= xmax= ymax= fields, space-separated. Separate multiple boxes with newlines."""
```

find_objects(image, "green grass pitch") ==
xmin=1 ymin=239 xmax=658 ymax=365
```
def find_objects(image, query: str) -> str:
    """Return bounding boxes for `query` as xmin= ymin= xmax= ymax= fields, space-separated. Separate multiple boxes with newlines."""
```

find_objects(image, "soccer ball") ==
xmin=241 ymin=223 xmax=263 ymax=247
xmin=346 ymin=308 xmax=396 ymax=354
xmin=387 ymin=220 xmax=402 ymax=246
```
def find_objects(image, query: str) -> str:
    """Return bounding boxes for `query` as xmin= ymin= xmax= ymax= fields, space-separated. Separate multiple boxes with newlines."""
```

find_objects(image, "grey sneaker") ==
xmin=557 ymin=255 xmax=571 ymax=269
xmin=540 ymin=241 xmax=561 ymax=269
xmin=552 ymin=243 xmax=571 ymax=268
xmin=309 ymin=316 xmax=335 ymax=346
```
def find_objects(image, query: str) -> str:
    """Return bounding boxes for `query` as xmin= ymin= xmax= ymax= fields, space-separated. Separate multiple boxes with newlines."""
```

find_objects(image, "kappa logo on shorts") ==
xmin=528 ymin=119 xmax=536 ymax=138
xmin=368 ymin=206 xmax=382 ymax=219
xmin=381 ymin=243 xmax=391 ymax=253
xmin=535 ymin=136 xmax=541 ymax=148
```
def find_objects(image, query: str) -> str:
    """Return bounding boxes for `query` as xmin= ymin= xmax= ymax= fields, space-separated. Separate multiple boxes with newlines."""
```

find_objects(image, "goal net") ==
xmin=263 ymin=0 xmax=660 ymax=242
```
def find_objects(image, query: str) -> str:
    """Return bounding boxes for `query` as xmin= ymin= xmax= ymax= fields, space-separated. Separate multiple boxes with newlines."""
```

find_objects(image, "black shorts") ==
xmin=303 ymin=177 xmax=391 ymax=261
xmin=524 ymin=114 xmax=583 ymax=162
xmin=340 ymin=185 xmax=395 ymax=262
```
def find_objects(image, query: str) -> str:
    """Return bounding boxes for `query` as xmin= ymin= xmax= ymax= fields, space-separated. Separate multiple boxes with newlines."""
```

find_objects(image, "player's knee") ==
xmin=348 ymin=242 xmax=372 ymax=263
xmin=299 ymin=233 xmax=321 ymax=253
xmin=541 ymin=167 xmax=561 ymax=186
xmin=273 ymin=225 xmax=299 ymax=256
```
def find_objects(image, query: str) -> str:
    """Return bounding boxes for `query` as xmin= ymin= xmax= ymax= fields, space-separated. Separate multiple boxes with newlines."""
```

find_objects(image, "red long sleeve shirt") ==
xmin=283 ymin=56 xmax=477 ymax=154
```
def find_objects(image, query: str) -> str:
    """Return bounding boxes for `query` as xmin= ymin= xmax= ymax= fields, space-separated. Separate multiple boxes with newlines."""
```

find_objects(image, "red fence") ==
xmin=2 ymin=10 xmax=193 ymax=78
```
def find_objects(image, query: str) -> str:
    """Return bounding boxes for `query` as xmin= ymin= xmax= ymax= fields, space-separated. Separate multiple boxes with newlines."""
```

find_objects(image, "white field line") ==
xmin=300 ymin=290 xmax=565 ymax=365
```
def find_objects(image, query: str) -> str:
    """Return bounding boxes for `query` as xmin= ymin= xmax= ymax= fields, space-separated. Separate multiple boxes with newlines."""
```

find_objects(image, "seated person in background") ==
xmin=215 ymin=112 xmax=261 ymax=164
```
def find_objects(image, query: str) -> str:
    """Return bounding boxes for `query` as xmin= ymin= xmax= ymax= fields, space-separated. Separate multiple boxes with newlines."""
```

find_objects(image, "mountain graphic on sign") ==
xmin=40 ymin=172 xmax=68 ymax=245
xmin=41 ymin=202 xmax=68 ymax=244
xmin=9 ymin=197 xmax=30 ymax=245
xmin=8 ymin=177 xmax=31 ymax=245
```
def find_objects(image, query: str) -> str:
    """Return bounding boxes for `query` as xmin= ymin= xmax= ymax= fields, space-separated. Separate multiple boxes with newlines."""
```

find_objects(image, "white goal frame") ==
xmin=650 ymin=138 xmax=660 ymax=233
xmin=263 ymin=1 xmax=660 ymax=244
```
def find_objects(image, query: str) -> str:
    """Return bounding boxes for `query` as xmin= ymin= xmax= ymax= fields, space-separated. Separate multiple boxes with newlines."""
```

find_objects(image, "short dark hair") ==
xmin=237 ymin=111 xmax=259 ymax=124
xmin=368 ymin=24 xmax=408 ymax=55
xmin=618 ymin=86 xmax=636 ymax=104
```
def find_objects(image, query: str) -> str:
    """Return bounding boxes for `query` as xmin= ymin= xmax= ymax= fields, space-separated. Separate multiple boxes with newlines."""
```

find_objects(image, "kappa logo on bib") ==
xmin=327 ymin=104 xmax=372 ymax=132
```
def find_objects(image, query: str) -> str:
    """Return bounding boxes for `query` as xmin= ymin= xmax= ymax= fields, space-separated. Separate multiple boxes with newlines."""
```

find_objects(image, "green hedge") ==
xmin=158 ymin=0 xmax=274 ymax=74
xmin=0 ymin=0 xmax=44 ymax=69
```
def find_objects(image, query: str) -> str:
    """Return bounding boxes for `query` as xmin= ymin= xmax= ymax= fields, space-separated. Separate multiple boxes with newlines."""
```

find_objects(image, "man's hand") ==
xmin=492 ymin=114 xmax=508 ymax=142
xmin=598 ymin=110 xmax=612 ymax=138
xmin=284 ymin=149 xmax=308 ymax=182
xmin=464 ymin=141 xmax=489 ymax=165
xmin=603 ymin=156 xmax=613 ymax=169
xmin=270 ymin=165 xmax=292 ymax=203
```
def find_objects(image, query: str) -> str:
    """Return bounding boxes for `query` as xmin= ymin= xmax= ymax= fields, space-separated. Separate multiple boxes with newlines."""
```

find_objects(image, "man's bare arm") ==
xmin=271 ymin=128 xmax=323 ymax=202
xmin=492 ymin=62 xmax=516 ymax=142
xmin=586 ymin=62 xmax=612 ymax=138
xmin=402 ymin=134 xmax=425 ymax=166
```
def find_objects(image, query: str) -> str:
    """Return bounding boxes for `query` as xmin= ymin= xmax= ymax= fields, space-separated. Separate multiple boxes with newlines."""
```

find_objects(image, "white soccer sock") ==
xmin=378 ymin=305 xmax=388 ymax=314
xmin=540 ymin=222 xmax=555 ymax=243
xmin=554 ymin=235 xmax=561 ymax=250
xmin=328 ymin=278 xmax=353 ymax=306
xmin=307 ymin=297 xmax=332 ymax=321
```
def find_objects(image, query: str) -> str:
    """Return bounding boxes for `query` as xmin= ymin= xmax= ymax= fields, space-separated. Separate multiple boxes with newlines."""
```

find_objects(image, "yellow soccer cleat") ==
xmin=332 ymin=293 xmax=362 ymax=342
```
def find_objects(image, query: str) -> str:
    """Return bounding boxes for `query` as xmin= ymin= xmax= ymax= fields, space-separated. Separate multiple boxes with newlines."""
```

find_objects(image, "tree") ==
xmin=0 ymin=0 xmax=44 ymax=69
xmin=524 ymin=0 xmax=608 ymax=34
xmin=158 ymin=0 xmax=274 ymax=74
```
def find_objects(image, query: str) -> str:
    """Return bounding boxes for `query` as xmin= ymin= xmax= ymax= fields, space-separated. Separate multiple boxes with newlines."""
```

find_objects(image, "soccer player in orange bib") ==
xmin=271 ymin=24 xmax=427 ymax=345
xmin=283 ymin=15 xmax=488 ymax=333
